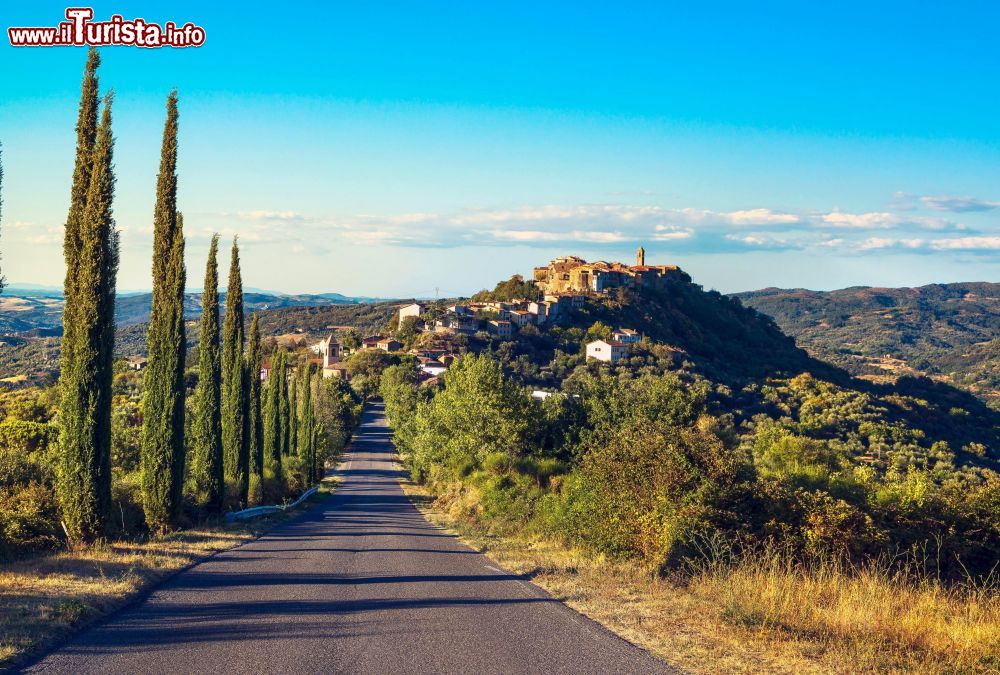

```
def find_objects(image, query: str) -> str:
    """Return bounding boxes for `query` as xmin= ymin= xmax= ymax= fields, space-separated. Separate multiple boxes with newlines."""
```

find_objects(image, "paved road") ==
xmin=29 ymin=402 xmax=670 ymax=674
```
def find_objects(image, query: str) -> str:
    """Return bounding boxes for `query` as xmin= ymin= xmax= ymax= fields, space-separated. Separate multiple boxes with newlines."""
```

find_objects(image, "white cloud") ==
xmin=237 ymin=210 xmax=310 ymax=222
xmin=652 ymin=225 xmax=695 ymax=241
xmin=724 ymin=233 xmax=807 ymax=250
xmin=725 ymin=209 xmax=801 ymax=226
xmin=856 ymin=237 xmax=924 ymax=251
xmin=920 ymin=195 xmax=1000 ymax=213
xmin=821 ymin=210 xmax=961 ymax=231
xmin=927 ymin=236 xmax=1000 ymax=250
xmin=850 ymin=236 xmax=999 ymax=253
xmin=822 ymin=211 xmax=901 ymax=229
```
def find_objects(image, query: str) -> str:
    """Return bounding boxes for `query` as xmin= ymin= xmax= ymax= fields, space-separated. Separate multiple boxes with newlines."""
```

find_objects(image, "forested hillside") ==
xmin=733 ymin=282 xmax=999 ymax=406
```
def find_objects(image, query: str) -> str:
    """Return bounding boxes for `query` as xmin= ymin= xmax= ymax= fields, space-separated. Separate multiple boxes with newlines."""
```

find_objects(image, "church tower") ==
xmin=636 ymin=245 xmax=645 ymax=266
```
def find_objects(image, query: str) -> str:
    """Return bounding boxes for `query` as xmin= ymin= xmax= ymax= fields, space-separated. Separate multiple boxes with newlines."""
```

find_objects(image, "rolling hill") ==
xmin=732 ymin=282 xmax=999 ymax=406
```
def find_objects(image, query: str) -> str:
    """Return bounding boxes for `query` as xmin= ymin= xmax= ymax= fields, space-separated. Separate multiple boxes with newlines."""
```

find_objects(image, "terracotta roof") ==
xmin=589 ymin=339 xmax=626 ymax=347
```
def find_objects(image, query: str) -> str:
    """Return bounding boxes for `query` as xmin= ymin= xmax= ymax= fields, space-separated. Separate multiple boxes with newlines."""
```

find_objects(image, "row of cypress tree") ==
xmin=56 ymin=49 xmax=323 ymax=541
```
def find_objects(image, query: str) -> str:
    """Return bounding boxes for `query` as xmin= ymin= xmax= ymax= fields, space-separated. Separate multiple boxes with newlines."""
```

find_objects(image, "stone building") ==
xmin=533 ymin=247 xmax=686 ymax=295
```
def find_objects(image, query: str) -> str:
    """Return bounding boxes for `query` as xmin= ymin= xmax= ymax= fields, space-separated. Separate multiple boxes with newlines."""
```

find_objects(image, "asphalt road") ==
xmin=28 ymin=402 xmax=671 ymax=674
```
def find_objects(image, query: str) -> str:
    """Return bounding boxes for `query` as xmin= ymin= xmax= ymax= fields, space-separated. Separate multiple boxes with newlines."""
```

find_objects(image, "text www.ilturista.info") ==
xmin=8 ymin=8 xmax=205 ymax=48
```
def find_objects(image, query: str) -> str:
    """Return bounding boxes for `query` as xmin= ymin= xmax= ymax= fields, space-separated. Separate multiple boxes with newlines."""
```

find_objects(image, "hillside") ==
xmin=733 ymin=282 xmax=999 ymax=406
xmin=0 ymin=301 xmax=401 ymax=386
xmin=423 ymin=273 xmax=999 ymax=471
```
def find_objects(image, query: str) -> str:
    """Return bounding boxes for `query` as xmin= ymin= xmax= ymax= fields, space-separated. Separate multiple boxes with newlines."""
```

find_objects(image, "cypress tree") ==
xmin=279 ymin=354 xmax=291 ymax=457
xmin=263 ymin=348 xmax=284 ymax=483
xmin=194 ymin=234 xmax=223 ymax=511
xmin=288 ymin=373 xmax=298 ymax=459
xmin=222 ymin=238 xmax=248 ymax=503
xmin=246 ymin=313 xmax=264 ymax=482
xmin=57 ymin=82 xmax=118 ymax=542
xmin=297 ymin=363 xmax=313 ymax=483
xmin=141 ymin=92 xmax=186 ymax=531
xmin=313 ymin=420 xmax=324 ymax=484
xmin=56 ymin=48 xmax=100 ymax=541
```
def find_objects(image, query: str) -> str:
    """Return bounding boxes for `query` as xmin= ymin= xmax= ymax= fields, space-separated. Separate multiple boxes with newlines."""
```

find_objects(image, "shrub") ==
xmin=560 ymin=422 xmax=750 ymax=570
xmin=0 ymin=481 xmax=61 ymax=559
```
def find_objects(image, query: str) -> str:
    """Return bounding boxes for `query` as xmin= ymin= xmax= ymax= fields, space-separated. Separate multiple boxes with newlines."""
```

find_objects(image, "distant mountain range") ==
xmin=733 ymin=282 xmax=999 ymax=405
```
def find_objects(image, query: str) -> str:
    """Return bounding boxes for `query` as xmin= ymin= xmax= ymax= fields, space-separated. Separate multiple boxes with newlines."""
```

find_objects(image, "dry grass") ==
xmin=402 ymin=479 xmax=1000 ymax=674
xmin=0 ymin=474 xmax=338 ymax=670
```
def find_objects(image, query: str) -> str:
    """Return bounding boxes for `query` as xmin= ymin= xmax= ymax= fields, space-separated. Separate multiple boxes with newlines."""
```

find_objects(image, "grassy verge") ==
xmin=0 ymin=472 xmax=339 ymax=670
xmin=401 ymin=479 xmax=1000 ymax=674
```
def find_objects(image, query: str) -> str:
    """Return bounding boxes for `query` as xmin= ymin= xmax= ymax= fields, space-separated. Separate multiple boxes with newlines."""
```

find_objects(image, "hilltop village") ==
xmin=277 ymin=248 xmax=680 ymax=388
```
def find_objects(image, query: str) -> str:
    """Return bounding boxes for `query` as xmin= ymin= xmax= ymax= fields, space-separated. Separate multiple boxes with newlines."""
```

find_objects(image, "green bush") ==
xmin=559 ymin=423 xmax=749 ymax=570
xmin=0 ymin=481 xmax=61 ymax=559
xmin=476 ymin=472 xmax=539 ymax=526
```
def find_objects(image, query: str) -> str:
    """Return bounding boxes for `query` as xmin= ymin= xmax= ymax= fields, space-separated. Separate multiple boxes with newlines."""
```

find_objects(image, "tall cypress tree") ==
xmin=222 ymin=238 xmax=248 ymax=503
xmin=194 ymin=234 xmax=223 ymax=511
xmin=312 ymin=420 xmax=324 ymax=484
xmin=288 ymin=375 xmax=298 ymax=459
xmin=57 ymin=79 xmax=117 ymax=542
xmin=279 ymin=354 xmax=291 ymax=457
xmin=263 ymin=348 xmax=284 ymax=483
xmin=297 ymin=363 xmax=313 ymax=484
xmin=57 ymin=49 xmax=100 ymax=540
xmin=307 ymin=371 xmax=320 ymax=483
xmin=141 ymin=92 xmax=186 ymax=531
xmin=246 ymin=313 xmax=264 ymax=483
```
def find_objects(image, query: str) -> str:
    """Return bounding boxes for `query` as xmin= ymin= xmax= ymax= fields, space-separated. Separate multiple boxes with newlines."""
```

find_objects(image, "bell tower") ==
xmin=636 ymin=245 xmax=645 ymax=266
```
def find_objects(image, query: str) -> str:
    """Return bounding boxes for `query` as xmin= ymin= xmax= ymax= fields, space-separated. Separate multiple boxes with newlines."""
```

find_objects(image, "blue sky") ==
xmin=1 ymin=1 xmax=997 ymax=296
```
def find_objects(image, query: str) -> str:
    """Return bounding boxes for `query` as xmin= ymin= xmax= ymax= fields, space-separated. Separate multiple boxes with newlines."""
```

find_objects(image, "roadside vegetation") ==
xmin=381 ymin=340 xmax=1000 ymax=672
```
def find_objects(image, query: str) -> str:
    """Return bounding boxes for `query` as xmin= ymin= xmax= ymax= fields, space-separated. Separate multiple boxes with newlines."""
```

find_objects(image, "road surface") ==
xmin=29 ymin=402 xmax=670 ymax=674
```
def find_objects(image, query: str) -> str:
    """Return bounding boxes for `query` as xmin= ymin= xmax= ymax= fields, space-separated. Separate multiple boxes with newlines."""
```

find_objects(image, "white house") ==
xmin=612 ymin=328 xmax=640 ymax=345
xmin=586 ymin=339 xmax=628 ymax=363
xmin=398 ymin=302 xmax=426 ymax=320
xmin=447 ymin=304 xmax=473 ymax=316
